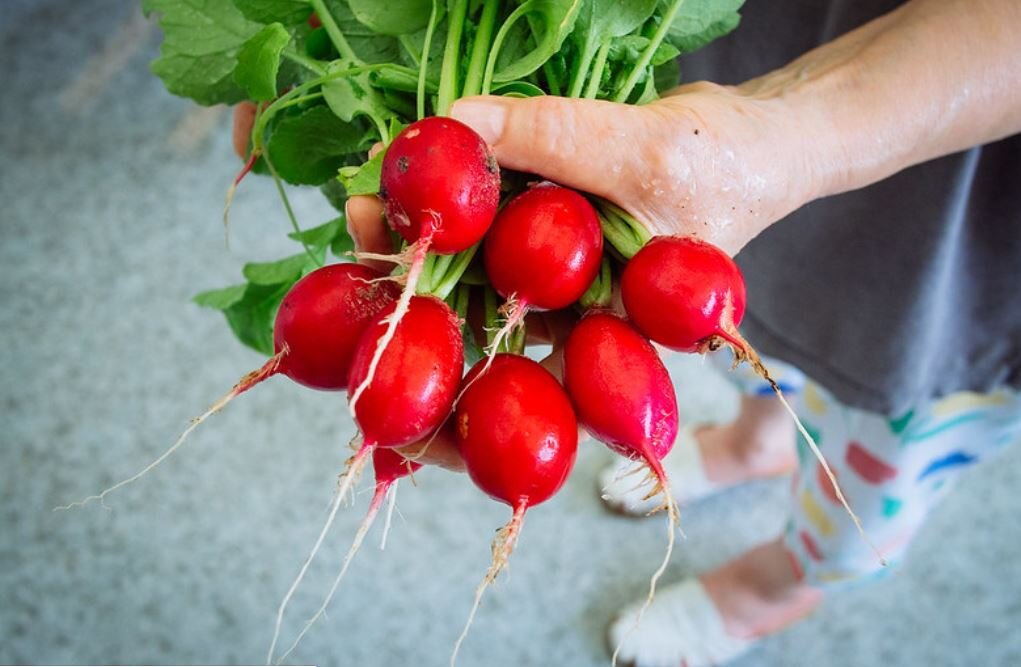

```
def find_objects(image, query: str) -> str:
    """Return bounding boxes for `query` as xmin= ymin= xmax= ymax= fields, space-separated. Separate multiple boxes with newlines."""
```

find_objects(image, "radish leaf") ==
xmin=232 ymin=0 xmax=313 ymax=25
xmin=143 ymin=0 xmax=263 ymax=105
xmin=234 ymin=23 xmax=292 ymax=101
xmin=266 ymin=105 xmax=365 ymax=185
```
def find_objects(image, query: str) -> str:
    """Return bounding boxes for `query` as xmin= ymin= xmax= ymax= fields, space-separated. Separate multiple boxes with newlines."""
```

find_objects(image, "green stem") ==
xmin=431 ymin=243 xmax=480 ymax=300
xmin=614 ymin=0 xmax=685 ymax=103
xmin=251 ymin=64 xmax=392 ymax=152
xmin=542 ymin=60 xmax=562 ymax=96
xmin=264 ymin=154 xmax=321 ymax=266
xmin=579 ymin=256 xmax=613 ymax=309
xmin=462 ymin=0 xmax=500 ymax=97
xmin=567 ymin=36 xmax=598 ymax=98
xmin=282 ymin=50 xmax=327 ymax=76
xmin=418 ymin=0 xmax=440 ymax=119
xmin=309 ymin=0 xmax=360 ymax=64
xmin=583 ymin=39 xmax=611 ymax=99
xmin=429 ymin=253 xmax=456 ymax=291
xmin=371 ymin=114 xmax=390 ymax=144
xmin=437 ymin=0 xmax=469 ymax=116
xmin=483 ymin=285 xmax=500 ymax=348
xmin=482 ymin=1 xmax=535 ymax=96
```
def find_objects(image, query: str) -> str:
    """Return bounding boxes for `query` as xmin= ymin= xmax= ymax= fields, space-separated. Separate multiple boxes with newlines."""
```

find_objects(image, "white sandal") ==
xmin=599 ymin=426 xmax=720 ymax=515
xmin=608 ymin=578 xmax=754 ymax=667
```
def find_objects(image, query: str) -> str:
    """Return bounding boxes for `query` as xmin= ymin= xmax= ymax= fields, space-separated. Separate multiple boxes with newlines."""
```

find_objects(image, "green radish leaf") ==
xmin=243 ymin=252 xmax=315 ymax=285
xmin=319 ymin=177 xmax=349 ymax=212
xmin=266 ymin=105 xmax=364 ymax=185
xmin=338 ymin=150 xmax=384 ymax=196
xmin=653 ymin=57 xmax=681 ymax=91
xmin=348 ymin=0 xmax=432 ymax=35
xmin=371 ymin=64 xmax=438 ymax=93
xmin=222 ymin=282 xmax=291 ymax=356
xmin=661 ymin=0 xmax=743 ymax=54
xmin=494 ymin=0 xmax=584 ymax=82
xmin=322 ymin=0 xmax=402 ymax=63
xmin=142 ymin=0 xmax=263 ymax=105
xmin=288 ymin=217 xmax=343 ymax=248
xmin=652 ymin=41 xmax=680 ymax=66
xmin=331 ymin=229 xmax=356 ymax=258
xmin=492 ymin=80 xmax=546 ymax=97
xmin=323 ymin=61 xmax=396 ymax=136
xmin=232 ymin=0 xmax=312 ymax=25
xmin=234 ymin=23 xmax=291 ymax=101
xmin=194 ymin=283 xmax=248 ymax=310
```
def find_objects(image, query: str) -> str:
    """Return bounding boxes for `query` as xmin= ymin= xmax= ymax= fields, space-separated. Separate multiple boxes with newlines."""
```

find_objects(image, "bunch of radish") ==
xmin=62 ymin=110 xmax=880 ymax=665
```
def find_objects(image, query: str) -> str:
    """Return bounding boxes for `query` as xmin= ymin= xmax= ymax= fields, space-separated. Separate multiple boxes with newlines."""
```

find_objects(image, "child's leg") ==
xmin=609 ymin=384 xmax=1021 ymax=667
xmin=785 ymin=383 xmax=1021 ymax=586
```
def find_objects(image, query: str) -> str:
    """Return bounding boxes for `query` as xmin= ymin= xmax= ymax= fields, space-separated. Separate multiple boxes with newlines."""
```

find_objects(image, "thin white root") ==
xmin=380 ymin=482 xmax=398 ymax=550
xmin=275 ymin=483 xmax=383 ymax=665
xmin=450 ymin=504 xmax=527 ymax=667
xmin=772 ymin=389 xmax=887 ymax=566
xmin=348 ymin=236 xmax=431 ymax=421
xmin=611 ymin=479 xmax=679 ymax=667
xmin=266 ymin=444 xmax=372 ymax=665
xmin=54 ymin=351 xmax=282 ymax=512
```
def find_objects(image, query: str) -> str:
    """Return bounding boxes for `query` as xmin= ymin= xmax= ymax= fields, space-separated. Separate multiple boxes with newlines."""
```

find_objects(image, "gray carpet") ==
xmin=2 ymin=2 xmax=1019 ymax=665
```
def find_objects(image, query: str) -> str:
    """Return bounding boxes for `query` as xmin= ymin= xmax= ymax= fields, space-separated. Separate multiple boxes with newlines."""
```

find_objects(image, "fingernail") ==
xmin=450 ymin=98 xmax=507 ymax=145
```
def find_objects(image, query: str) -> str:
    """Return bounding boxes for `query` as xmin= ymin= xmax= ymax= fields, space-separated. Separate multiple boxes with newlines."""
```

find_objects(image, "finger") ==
xmin=344 ymin=195 xmax=392 ymax=272
xmin=368 ymin=142 xmax=385 ymax=159
xmin=451 ymin=95 xmax=646 ymax=200
xmin=232 ymin=101 xmax=257 ymax=160
xmin=396 ymin=423 xmax=465 ymax=473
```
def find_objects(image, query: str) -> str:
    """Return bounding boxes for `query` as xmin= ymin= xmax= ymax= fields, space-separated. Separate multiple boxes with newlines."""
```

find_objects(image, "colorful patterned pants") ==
xmin=713 ymin=352 xmax=1021 ymax=589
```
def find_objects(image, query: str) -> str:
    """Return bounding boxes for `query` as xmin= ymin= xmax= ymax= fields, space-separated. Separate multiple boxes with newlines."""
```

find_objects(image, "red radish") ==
xmin=381 ymin=116 xmax=500 ymax=254
xmin=56 ymin=263 xmax=397 ymax=510
xmin=482 ymin=183 xmax=603 ymax=353
xmin=307 ymin=11 xmax=322 ymax=29
xmin=450 ymin=354 xmax=578 ymax=665
xmin=268 ymin=448 xmax=421 ymax=664
xmin=621 ymin=235 xmax=747 ymax=354
xmin=268 ymin=296 xmax=462 ymax=664
xmin=349 ymin=117 xmax=499 ymax=431
xmin=621 ymin=234 xmax=885 ymax=566
xmin=562 ymin=311 xmax=680 ymax=664
xmin=347 ymin=294 xmax=464 ymax=451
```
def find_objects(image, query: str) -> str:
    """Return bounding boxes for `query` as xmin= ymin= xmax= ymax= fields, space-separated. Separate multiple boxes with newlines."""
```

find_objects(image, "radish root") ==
xmin=714 ymin=324 xmax=887 ymax=567
xmin=55 ymin=350 xmax=285 ymax=512
xmin=223 ymin=150 xmax=260 ymax=246
xmin=274 ymin=470 xmax=387 ymax=666
xmin=450 ymin=502 xmax=527 ymax=667
xmin=611 ymin=458 xmax=681 ymax=667
xmin=265 ymin=442 xmax=372 ymax=665
xmin=380 ymin=481 xmax=398 ymax=550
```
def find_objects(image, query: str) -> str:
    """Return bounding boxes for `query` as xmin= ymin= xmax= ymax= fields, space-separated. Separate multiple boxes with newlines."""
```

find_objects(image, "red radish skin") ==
xmin=347 ymin=294 xmax=464 ymax=451
xmin=349 ymin=118 xmax=498 ymax=434
xmin=450 ymin=354 xmax=578 ymax=665
xmin=484 ymin=183 xmax=603 ymax=311
xmin=563 ymin=311 xmax=678 ymax=469
xmin=269 ymin=448 xmax=421 ymax=665
xmin=621 ymin=235 xmax=747 ymax=354
xmin=56 ymin=263 xmax=397 ymax=511
xmin=562 ymin=311 xmax=681 ymax=665
xmin=481 ymin=183 xmax=603 ymax=356
xmin=380 ymin=116 xmax=501 ymax=254
xmin=622 ymin=235 xmax=885 ymax=568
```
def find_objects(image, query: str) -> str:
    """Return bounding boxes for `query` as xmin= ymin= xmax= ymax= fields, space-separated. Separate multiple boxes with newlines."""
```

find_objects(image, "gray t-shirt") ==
xmin=682 ymin=0 xmax=1021 ymax=416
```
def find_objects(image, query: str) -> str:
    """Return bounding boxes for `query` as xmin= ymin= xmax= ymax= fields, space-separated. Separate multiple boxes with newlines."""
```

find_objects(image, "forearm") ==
xmin=743 ymin=0 xmax=1021 ymax=201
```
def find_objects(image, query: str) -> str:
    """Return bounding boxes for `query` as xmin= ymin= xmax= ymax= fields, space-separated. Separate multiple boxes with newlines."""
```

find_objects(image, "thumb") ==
xmin=451 ymin=95 xmax=647 ymax=199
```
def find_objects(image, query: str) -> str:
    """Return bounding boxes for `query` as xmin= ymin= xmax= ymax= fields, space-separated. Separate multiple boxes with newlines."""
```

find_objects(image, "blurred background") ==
xmin=2 ymin=1 xmax=1019 ymax=665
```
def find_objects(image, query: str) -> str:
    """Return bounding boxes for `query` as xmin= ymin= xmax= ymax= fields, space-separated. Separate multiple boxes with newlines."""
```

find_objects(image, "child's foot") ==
xmin=600 ymin=396 xmax=797 ymax=514
xmin=608 ymin=539 xmax=822 ymax=667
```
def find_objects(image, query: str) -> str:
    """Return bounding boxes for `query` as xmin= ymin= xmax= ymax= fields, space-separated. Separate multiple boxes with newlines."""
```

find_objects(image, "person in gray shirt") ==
xmin=348 ymin=0 xmax=1021 ymax=664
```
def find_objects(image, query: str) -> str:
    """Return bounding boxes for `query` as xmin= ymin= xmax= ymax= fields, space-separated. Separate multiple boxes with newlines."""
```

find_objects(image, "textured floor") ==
xmin=2 ymin=1 xmax=1019 ymax=665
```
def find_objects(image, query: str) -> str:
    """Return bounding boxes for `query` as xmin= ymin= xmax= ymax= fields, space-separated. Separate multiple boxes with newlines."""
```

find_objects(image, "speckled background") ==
xmin=1 ymin=2 xmax=1019 ymax=665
